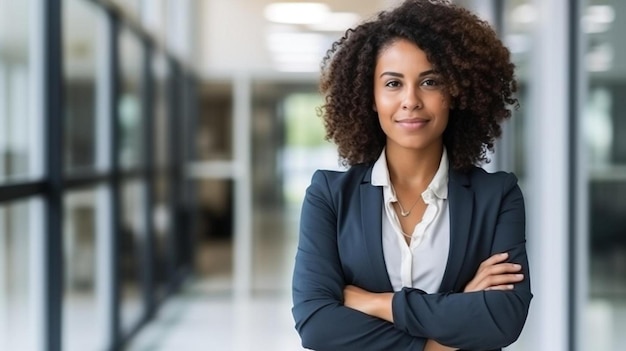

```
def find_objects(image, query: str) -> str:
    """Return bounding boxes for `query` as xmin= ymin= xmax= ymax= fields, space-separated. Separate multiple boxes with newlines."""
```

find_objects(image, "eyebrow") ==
xmin=379 ymin=69 xmax=437 ymax=78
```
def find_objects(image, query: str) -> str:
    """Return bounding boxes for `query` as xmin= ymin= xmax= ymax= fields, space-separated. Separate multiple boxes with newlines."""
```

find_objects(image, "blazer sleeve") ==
xmin=292 ymin=170 xmax=426 ymax=351
xmin=391 ymin=173 xmax=532 ymax=350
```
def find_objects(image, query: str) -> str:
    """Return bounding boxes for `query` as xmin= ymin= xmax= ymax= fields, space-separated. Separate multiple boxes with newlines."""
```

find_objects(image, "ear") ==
xmin=373 ymin=104 xmax=377 ymax=112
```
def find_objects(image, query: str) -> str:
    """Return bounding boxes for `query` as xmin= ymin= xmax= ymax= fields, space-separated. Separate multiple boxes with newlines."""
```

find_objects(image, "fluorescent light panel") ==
xmin=264 ymin=2 xmax=330 ymax=25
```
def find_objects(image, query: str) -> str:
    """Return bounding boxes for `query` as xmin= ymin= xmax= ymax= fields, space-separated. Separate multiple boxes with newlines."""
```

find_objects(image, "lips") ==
xmin=395 ymin=118 xmax=430 ymax=130
xmin=396 ymin=118 xmax=429 ymax=123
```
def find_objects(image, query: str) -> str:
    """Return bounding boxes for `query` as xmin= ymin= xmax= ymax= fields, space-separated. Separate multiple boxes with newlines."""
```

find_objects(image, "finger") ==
xmin=482 ymin=273 xmax=524 ymax=287
xmin=485 ymin=284 xmax=515 ymax=291
xmin=469 ymin=273 xmax=524 ymax=291
xmin=473 ymin=263 xmax=521 ymax=285
xmin=479 ymin=252 xmax=509 ymax=269
xmin=483 ymin=263 xmax=523 ymax=276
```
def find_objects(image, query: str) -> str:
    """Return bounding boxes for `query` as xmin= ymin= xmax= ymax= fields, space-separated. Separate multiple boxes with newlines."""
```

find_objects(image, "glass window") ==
xmin=153 ymin=174 xmax=170 ymax=297
xmin=197 ymin=82 xmax=233 ymax=161
xmin=112 ymin=0 xmax=141 ymax=18
xmin=0 ymin=0 xmax=42 ymax=183
xmin=249 ymin=82 xmax=333 ymax=292
xmin=502 ymin=0 xmax=532 ymax=181
xmin=118 ymin=27 xmax=144 ymax=170
xmin=120 ymin=179 xmax=146 ymax=333
xmin=0 ymin=199 xmax=38 ymax=350
xmin=141 ymin=0 xmax=166 ymax=43
xmin=63 ymin=0 xmax=105 ymax=174
xmin=153 ymin=53 xmax=170 ymax=297
xmin=584 ymin=1 xmax=626 ymax=349
xmin=63 ymin=188 xmax=107 ymax=350
xmin=153 ymin=54 xmax=169 ymax=169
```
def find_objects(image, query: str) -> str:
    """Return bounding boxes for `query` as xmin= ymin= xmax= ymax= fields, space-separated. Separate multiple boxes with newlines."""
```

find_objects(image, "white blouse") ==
xmin=371 ymin=148 xmax=450 ymax=293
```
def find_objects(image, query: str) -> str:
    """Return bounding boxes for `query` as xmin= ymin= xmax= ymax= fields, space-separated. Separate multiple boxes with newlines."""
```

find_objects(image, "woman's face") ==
xmin=373 ymin=39 xmax=450 ymax=154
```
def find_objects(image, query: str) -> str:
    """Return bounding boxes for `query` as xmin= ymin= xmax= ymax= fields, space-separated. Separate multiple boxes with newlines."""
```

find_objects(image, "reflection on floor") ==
xmin=126 ymin=278 xmax=303 ymax=351
xmin=127 ymin=210 xmax=626 ymax=351
xmin=128 ymin=209 xmax=306 ymax=351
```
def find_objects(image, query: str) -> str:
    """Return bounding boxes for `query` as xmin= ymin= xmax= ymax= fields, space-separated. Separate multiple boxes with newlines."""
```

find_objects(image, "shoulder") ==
xmin=306 ymin=164 xmax=372 ymax=206
xmin=466 ymin=166 xmax=519 ymax=185
xmin=460 ymin=166 xmax=522 ymax=198
xmin=303 ymin=164 xmax=372 ymax=218
xmin=310 ymin=163 xmax=372 ymax=190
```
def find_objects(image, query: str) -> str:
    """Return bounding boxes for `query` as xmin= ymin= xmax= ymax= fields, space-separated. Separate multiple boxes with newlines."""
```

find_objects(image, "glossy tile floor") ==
xmin=127 ymin=208 xmax=626 ymax=351
xmin=128 ymin=209 xmax=306 ymax=351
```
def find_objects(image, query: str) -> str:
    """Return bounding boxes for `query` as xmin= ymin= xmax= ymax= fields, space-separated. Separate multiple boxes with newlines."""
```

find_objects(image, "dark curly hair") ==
xmin=319 ymin=0 xmax=518 ymax=171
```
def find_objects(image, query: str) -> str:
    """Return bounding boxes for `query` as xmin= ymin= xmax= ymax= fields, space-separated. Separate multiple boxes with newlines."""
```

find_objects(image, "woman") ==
xmin=291 ymin=1 xmax=532 ymax=350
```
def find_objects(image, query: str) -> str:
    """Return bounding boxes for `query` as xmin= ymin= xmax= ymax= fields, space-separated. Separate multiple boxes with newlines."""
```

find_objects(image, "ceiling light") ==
xmin=308 ymin=12 xmax=361 ymax=32
xmin=264 ymin=2 xmax=330 ymax=25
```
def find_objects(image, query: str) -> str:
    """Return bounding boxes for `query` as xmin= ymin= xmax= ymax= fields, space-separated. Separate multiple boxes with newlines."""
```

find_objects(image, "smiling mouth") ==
xmin=395 ymin=118 xmax=430 ymax=130
xmin=396 ymin=118 xmax=429 ymax=124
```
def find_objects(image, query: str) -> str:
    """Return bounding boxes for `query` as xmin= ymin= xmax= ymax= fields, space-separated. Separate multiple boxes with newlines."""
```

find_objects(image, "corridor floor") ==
xmin=127 ymin=209 xmax=306 ymax=351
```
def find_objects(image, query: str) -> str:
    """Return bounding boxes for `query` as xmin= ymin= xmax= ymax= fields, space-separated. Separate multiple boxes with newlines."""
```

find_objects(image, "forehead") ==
xmin=375 ymin=39 xmax=433 ymax=72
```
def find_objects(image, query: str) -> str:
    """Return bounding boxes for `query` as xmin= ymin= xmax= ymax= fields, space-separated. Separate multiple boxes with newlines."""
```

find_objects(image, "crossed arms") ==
xmin=292 ymin=170 xmax=532 ymax=351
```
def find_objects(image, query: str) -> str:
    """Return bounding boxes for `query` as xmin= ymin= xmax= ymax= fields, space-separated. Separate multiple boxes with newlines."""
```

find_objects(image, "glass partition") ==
xmin=153 ymin=52 xmax=170 ymax=298
xmin=584 ymin=1 xmax=626 ymax=348
xmin=0 ymin=199 xmax=37 ymax=350
xmin=63 ymin=0 xmax=105 ymax=174
xmin=120 ymin=179 xmax=146 ymax=333
xmin=63 ymin=188 xmax=107 ymax=350
xmin=118 ymin=27 xmax=144 ymax=170
xmin=0 ymin=0 xmax=41 ymax=183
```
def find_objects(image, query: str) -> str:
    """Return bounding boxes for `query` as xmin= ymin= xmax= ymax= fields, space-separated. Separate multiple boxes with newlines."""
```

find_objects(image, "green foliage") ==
xmin=284 ymin=93 xmax=326 ymax=147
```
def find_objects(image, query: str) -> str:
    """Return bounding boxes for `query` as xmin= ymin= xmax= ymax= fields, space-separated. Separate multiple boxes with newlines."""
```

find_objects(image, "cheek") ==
xmin=373 ymin=96 xmax=392 ymax=115
xmin=435 ymin=94 xmax=451 ymax=117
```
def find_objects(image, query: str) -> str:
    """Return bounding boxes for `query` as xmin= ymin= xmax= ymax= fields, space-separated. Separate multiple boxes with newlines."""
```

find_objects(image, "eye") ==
xmin=421 ymin=78 xmax=439 ymax=86
xmin=385 ymin=80 xmax=401 ymax=88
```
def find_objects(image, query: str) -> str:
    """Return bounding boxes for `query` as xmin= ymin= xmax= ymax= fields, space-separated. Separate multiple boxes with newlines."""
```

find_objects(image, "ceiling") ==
xmin=197 ymin=0 xmax=401 ymax=78
xmin=2 ymin=0 xmax=623 ymax=83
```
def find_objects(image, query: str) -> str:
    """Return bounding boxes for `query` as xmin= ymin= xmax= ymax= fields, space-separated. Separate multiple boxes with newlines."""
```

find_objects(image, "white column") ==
xmin=28 ymin=199 xmax=43 ymax=351
xmin=465 ymin=0 xmax=502 ymax=173
xmin=93 ymin=12 xmax=115 ymax=349
xmin=96 ymin=12 xmax=112 ymax=173
xmin=0 ymin=206 xmax=6 ymax=347
xmin=233 ymin=73 xmax=253 ymax=300
xmin=0 ymin=64 xmax=6 ymax=177
xmin=165 ymin=0 xmax=196 ymax=64
xmin=96 ymin=185 xmax=113 ymax=350
xmin=524 ymin=0 xmax=570 ymax=350
xmin=30 ymin=0 xmax=44 ymax=179
xmin=30 ymin=0 xmax=46 ymax=349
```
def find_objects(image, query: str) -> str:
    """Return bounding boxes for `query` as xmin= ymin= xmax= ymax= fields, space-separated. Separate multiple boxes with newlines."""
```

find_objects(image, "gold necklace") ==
xmin=391 ymin=184 xmax=422 ymax=217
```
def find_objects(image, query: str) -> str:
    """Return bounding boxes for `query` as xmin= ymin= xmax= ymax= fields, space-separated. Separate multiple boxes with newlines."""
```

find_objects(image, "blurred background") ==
xmin=0 ymin=0 xmax=624 ymax=350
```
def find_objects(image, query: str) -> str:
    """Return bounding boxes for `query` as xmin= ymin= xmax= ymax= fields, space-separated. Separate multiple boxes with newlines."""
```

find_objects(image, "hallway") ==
xmin=128 ymin=210 xmax=306 ymax=351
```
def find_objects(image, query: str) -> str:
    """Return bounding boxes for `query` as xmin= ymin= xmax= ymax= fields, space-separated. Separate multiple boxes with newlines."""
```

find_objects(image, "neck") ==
xmin=385 ymin=142 xmax=443 ymax=188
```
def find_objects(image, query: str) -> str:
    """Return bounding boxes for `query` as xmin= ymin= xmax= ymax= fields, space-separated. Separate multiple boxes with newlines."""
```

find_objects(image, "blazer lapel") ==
xmin=360 ymin=167 xmax=394 ymax=292
xmin=439 ymin=169 xmax=474 ymax=292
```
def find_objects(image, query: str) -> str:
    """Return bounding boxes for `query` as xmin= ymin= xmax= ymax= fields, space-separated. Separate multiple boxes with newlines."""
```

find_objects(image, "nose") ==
xmin=401 ymin=86 xmax=423 ymax=110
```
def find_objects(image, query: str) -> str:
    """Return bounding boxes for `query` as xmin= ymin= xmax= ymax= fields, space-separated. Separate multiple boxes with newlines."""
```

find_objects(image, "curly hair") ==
xmin=319 ymin=0 xmax=518 ymax=171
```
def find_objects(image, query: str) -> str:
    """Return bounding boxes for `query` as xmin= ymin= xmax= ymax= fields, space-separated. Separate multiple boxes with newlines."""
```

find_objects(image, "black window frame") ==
xmin=0 ymin=1 xmax=197 ymax=350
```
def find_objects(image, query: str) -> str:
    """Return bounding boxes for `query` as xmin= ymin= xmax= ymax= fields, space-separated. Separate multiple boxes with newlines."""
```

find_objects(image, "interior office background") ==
xmin=0 ymin=0 xmax=624 ymax=350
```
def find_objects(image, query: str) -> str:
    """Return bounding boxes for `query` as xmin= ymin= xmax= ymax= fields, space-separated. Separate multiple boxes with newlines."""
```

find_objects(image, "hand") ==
xmin=425 ymin=339 xmax=457 ymax=351
xmin=345 ymin=286 xmax=458 ymax=350
xmin=343 ymin=285 xmax=394 ymax=322
xmin=464 ymin=252 xmax=524 ymax=292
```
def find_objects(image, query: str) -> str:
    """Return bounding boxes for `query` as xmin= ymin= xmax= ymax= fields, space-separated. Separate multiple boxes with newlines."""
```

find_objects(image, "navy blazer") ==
xmin=292 ymin=163 xmax=532 ymax=351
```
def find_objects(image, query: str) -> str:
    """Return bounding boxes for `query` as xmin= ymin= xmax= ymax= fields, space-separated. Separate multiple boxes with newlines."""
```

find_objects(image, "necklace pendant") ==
xmin=400 ymin=210 xmax=410 ymax=217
